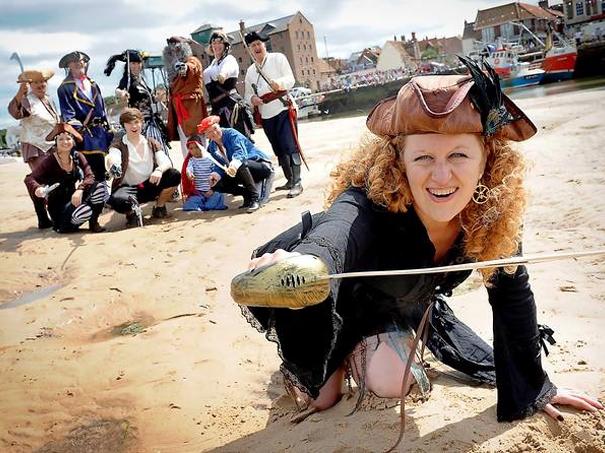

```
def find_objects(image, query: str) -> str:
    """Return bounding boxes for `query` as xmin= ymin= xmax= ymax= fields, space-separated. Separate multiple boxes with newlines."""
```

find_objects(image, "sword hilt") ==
xmin=231 ymin=255 xmax=330 ymax=309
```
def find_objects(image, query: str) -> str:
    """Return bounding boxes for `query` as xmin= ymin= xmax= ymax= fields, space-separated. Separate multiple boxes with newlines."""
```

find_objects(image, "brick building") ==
xmin=474 ymin=2 xmax=563 ymax=43
xmin=191 ymin=12 xmax=323 ymax=91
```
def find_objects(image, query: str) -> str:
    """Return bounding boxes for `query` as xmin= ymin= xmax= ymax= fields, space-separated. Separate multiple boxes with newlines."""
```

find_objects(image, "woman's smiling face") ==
xmin=403 ymin=133 xmax=485 ymax=229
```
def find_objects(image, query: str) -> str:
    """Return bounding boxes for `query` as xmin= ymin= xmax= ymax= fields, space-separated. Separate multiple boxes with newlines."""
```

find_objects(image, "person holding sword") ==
xmin=243 ymin=30 xmax=304 ymax=198
xmin=8 ymin=68 xmax=60 ymax=229
xmin=24 ymin=123 xmax=108 ymax=233
xmin=106 ymin=108 xmax=180 ymax=227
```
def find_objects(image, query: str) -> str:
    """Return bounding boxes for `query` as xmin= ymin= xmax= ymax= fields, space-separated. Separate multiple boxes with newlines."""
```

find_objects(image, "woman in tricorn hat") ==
xmin=24 ymin=123 xmax=108 ymax=233
xmin=203 ymin=31 xmax=255 ymax=139
xmin=237 ymin=57 xmax=602 ymax=444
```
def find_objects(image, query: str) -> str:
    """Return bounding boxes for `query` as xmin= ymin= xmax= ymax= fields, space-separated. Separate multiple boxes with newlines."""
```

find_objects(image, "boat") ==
xmin=541 ymin=43 xmax=577 ymax=83
xmin=500 ymin=64 xmax=545 ymax=88
xmin=480 ymin=48 xmax=545 ymax=88
xmin=510 ymin=21 xmax=577 ymax=83
xmin=289 ymin=87 xmax=326 ymax=119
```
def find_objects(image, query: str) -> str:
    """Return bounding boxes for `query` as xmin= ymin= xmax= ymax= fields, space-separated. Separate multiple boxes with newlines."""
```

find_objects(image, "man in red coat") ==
xmin=163 ymin=36 xmax=208 ymax=157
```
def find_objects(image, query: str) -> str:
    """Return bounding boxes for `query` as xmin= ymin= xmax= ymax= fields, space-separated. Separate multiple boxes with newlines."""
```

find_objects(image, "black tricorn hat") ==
xmin=104 ymin=49 xmax=147 ymax=76
xmin=244 ymin=31 xmax=269 ymax=45
xmin=58 ymin=51 xmax=90 ymax=69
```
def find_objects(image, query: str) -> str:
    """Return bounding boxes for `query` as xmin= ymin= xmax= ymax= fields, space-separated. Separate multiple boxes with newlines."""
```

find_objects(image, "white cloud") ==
xmin=0 ymin=31 xmax=95 ymax=57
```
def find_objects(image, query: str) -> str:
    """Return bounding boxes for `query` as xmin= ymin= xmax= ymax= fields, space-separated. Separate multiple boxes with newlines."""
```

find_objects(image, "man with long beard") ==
xmin=163 ymin=36 xmax=208 ymax=157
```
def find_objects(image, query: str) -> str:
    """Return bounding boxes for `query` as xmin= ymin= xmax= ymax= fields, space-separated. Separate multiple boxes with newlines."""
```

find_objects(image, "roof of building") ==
xmin=417 ymin=36 xmax=463 ymax=54
xmin=463 ymin=20 xmax=482 ymax=40
xmin=475 ymin=2 xmax=559 ymax=30
xmin=192 ymin=24 xmax=216 ymax=34
xmin=383 ymin=40 xmax=414 ymax=61
xmin=316 ymin=58 xmax=336 ymax=74
xmin=224 ymin=13 xmax=299 ymax=45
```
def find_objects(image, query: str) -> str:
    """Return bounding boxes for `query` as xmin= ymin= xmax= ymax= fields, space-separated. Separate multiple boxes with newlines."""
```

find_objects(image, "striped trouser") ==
xmin=70 ymin=182 xmax=108 ymax=226
xmin=144 ymin=121 xmax=170 ymax=155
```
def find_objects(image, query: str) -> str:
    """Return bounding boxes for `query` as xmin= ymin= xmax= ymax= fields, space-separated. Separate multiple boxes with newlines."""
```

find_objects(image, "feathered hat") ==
xmin=366 ymin=56 xmax=536 ymax=141
xmin=104 ymin=49 xmax=148 ymax=76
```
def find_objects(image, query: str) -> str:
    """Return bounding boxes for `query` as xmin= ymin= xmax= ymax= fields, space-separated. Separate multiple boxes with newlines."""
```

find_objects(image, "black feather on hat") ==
xmin=457 ymin=55 xmax=516 ymax=137
xmin=104 ymin=50 xmax=145 ymax=76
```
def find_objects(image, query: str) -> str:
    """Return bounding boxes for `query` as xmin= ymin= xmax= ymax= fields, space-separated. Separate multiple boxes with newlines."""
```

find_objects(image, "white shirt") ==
xmin=244 ymin=52 xmax=296 ymax=119
xmin=107 ymin=135 xmax=171 ymax=186
xmin=76 ymin=77 xmax=93 ymax=100
xmin=203 ymin=54 xmax=239 ymax=85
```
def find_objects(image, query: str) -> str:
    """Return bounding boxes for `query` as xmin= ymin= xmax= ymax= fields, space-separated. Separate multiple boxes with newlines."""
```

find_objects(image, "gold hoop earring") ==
xmin=472 ymin=183 xmax=491 ymax=204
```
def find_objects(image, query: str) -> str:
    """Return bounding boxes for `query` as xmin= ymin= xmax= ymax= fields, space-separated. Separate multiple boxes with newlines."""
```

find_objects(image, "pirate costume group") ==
xmin=12 ymin=33 xmax=299 ymax=232
xmin=7 ymin=22 xmax=602 ymax=446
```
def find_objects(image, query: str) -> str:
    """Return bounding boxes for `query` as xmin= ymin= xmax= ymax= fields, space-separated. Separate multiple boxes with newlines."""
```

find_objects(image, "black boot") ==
xmin=88 ymin=210 xmax=105 ymax=233
xmin=236 ymin=166 xmax=260 ymax=213
xmin=33 ymin=196 xmax=53 ymax=229
xmin=287 ymin=157 xmax=303 ymax=199
xmin=275 ymin=154 xmax=293 ymax=191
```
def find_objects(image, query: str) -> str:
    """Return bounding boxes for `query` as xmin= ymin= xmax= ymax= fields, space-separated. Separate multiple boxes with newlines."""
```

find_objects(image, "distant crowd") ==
xmin=322 ymin=67 xmax=412 ymax=91
xmin=9 ymin=30 xmax=306 ymax=234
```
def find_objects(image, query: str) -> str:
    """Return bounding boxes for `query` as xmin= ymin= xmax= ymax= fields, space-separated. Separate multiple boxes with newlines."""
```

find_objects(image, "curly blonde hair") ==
xmin=326 ymin=133 xmax=527 ymax=281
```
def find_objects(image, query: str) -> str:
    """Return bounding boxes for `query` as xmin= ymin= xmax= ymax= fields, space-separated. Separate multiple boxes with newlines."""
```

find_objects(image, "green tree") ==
xmin=421 ymin=47 xmax=439 ymax=61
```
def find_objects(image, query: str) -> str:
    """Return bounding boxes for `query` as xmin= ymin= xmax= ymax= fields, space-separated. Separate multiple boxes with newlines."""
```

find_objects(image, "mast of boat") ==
xmin=508 ymin=21 xmax=546 ymax=48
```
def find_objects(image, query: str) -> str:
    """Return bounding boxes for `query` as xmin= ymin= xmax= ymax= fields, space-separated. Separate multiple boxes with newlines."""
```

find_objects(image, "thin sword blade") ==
xmin=328 ymin=249 xmax=605 ymax=280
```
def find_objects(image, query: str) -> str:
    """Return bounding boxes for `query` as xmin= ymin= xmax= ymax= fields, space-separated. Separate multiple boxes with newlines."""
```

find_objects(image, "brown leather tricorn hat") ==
xmin=17 ymin=69 xmax=54 ymax=83
xmin=366 ymin=74 xmax=536 ymax=142
xmin=46 ymin=123 xmax=83 ymax=143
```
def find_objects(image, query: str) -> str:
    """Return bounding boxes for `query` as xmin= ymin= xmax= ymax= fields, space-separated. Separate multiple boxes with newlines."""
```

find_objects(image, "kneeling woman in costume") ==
xmin=24 ymin=123 xmax=108 ymax=233
xmin=236 ymin=58 xmax=602 ymax=442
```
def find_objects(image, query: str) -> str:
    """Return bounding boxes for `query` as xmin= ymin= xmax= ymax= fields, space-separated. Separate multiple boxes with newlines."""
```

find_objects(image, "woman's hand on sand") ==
xmin=71 ymin=189 xmax=83 ymax=207
xmin=543 ymin=388 xmax=603 ymax=421
xmin=248 ymin=249 xmax=301 ymax=271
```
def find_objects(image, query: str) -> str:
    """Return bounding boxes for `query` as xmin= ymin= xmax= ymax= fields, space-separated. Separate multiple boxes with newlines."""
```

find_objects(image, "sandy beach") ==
xmin=1 ymin=85 xmax=605 ymax=453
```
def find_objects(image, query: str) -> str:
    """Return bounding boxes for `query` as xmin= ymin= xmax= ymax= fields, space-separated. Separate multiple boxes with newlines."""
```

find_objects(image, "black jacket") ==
xmin=241 ymin=188 xmax=555 ymax=422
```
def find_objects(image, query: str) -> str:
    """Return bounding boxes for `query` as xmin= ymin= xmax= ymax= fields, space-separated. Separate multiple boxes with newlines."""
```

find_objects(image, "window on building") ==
xmin=238 ymin=57 xmax=242 ymax=63
xmin=313 ymin=69 xmax=316 ymax=75
xmin=305 ymin=56 xmax=309 ymax=63
xmin=306 ymin=31 xmax=310 ymax=38
xmin=300 ymin=57 xmax=303 ymax=64
xmin=241 ymin=69 xmax=245 ymax=76
xmin=601 ymin=0 xmax=605 ymax=14
xmin=576 ymin=1 xmax=584 ymax=15
xmin=296 ymin=31 xmax=299 ymax=39
xmin=311 ymin=56 xmax=314 ymax=63
xmin=585 ymin=0 xmax=592 ymax=15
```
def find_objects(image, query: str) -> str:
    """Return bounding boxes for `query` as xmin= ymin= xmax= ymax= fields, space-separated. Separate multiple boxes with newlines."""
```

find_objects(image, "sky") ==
xmin=0 ymin=0 xmax=506 ymax=128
